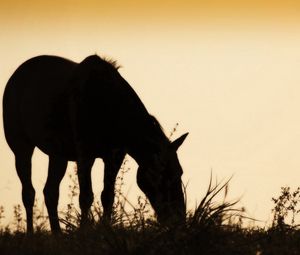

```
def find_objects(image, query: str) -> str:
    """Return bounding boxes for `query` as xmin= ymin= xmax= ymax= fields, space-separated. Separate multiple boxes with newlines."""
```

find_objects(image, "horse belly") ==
xmin=21 ymin=90 xmax=76 ymax=160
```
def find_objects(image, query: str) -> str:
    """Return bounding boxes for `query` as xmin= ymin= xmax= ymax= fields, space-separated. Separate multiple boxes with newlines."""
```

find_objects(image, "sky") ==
xmin=1 ymin=0 xmax=300 ymax=226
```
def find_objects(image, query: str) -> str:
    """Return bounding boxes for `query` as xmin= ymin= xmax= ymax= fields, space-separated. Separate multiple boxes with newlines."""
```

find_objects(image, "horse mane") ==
xmin=148 ymin=115 xmax=170 ymax=143
xmin=98 ymin=55 xmax=121 ymax=70
xmin=82 ymin=55 xmax=121 ymax=71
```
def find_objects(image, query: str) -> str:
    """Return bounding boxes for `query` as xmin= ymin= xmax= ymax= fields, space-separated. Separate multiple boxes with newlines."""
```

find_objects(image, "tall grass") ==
xmin=0 ymin=170 xmax=249 ymax=254
xmin=2 ymin=169 xmax=300 ymax=254
xmin=186 ymin=174 xmax=244 ymax=228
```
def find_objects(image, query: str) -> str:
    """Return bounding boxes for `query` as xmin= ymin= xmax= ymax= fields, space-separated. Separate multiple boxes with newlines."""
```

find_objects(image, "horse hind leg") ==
xmin=14 ymin=145 xmax=35 ymax=233
xmin=43 ymin=156 xmax=68 ymax=233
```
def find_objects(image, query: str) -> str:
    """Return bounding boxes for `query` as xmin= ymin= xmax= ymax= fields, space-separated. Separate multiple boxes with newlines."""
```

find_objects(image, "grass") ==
xmin=1 ymin=170 xmax=300 ymax=254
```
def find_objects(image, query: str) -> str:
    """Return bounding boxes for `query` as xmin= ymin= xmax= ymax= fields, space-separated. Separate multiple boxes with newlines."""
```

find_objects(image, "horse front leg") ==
xmin=101 ymin=151 xmax=125 ymax=222
xmin=43 ymin=156 xmax=68 ymax=233
xmin=77 ymin=157 xmax=95 ymax=227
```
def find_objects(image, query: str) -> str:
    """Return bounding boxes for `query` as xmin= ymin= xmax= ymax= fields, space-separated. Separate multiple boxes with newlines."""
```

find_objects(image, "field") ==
xmin=1 ymin=221 xmax=300 ymax=255
xmin=1 ymin=173 xmax=300 ymax=255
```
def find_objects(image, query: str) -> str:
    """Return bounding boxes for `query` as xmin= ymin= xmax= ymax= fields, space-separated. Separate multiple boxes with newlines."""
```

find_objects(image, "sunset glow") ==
xmin=1 ymin=0 xmax=300 ymax=226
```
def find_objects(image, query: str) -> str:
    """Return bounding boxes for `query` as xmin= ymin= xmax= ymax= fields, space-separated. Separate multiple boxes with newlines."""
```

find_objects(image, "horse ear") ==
xmin=171 ymin=133 xmax=189 ymax=151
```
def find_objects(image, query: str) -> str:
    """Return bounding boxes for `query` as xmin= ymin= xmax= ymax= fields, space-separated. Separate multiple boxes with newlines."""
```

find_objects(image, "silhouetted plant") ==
xmin=60 ymin=164 xmax=81 ymax=232
xmin=271 ymin=186 xmax=300 ymax=231
xmin=187 ymin=173 xmax=245 ymax=230
xmin=0 ymin=206 xmax=4 ymax=231
xmin=12 ymin=204 xmax=24 ymax=232
xmin=32 ymin=199 xmax=48 ymax=232
xmin=168 ymin=123 xmax=179 ymax=139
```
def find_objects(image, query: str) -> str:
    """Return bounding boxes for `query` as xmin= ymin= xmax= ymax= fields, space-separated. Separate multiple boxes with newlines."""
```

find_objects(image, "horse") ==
xmin=3 ymin=54 xmax=188 ymax=233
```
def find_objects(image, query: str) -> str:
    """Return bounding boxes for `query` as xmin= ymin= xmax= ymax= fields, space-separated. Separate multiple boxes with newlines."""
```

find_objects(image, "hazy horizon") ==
xmin=1 ymin=0 xmax=300 ymax=226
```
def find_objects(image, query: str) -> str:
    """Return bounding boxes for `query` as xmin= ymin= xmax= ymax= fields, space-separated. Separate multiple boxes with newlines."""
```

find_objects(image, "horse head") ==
xmin=137 ymin=133 xmax=188 ymax=225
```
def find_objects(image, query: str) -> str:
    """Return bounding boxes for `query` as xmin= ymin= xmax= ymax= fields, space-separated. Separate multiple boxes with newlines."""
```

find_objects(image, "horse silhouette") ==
xmin=3 ymin=55 xmax=188 ymax=233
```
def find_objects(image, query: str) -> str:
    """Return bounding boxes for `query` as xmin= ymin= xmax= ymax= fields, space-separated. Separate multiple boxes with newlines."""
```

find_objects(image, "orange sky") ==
xmin=2 ymin=0 xmax=300 ymax=26
xmin=1 ymin=0 xmax=300 ymax=227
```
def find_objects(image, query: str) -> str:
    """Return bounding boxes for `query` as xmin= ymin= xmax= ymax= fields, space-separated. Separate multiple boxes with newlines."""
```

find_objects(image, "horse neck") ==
xmin=127 ymin=130 xmax=169 ymax=165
